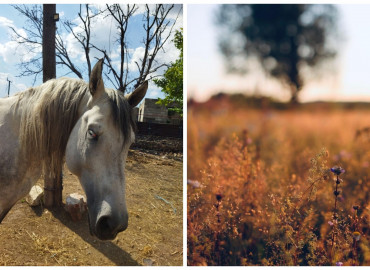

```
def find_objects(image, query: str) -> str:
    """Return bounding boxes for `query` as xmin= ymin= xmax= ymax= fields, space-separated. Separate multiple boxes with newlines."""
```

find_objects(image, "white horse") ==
xmin=0 ymin=59 xmax=147 ymax=240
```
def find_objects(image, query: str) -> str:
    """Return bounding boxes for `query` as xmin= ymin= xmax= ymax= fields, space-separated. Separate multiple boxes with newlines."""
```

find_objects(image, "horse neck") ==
xmin=5 ymin=95 xmax=25 ymax=128
xmin=15 ymin=79 xmax=91 ymax=177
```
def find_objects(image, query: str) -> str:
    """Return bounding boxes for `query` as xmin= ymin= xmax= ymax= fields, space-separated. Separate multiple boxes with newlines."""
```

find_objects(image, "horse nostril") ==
xmin=95 ymin=214 xmax=128 ymax=240
xmin=96 ymin=216 xmax=114 ymax=240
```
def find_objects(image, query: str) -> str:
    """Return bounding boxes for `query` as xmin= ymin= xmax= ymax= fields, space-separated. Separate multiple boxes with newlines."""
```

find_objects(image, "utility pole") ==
xmin=6 ymin=77 xmax=12 ymax=97
xmin=43 ymin=4 xmax=56 ymax=82
xmin=43 ymin=4 xmax=62 ymax=208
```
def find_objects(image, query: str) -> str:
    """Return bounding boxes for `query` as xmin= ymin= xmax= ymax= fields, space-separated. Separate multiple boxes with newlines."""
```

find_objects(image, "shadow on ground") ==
xmin=49 ymin=206 xmax=140 ymax=266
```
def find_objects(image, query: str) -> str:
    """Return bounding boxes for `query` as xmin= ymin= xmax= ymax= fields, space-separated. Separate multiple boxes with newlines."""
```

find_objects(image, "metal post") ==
xmin=43 ymin=4 xmax=62 ymax=208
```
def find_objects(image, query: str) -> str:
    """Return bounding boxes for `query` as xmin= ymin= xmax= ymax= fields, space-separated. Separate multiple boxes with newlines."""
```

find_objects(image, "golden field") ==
xmin=187 ymin=96 xmax=370 ymax=266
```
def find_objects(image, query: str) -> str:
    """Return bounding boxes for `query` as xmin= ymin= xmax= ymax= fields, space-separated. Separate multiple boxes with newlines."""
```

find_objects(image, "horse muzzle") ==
xmin=88 ymin=209 xmax=129 ymax=241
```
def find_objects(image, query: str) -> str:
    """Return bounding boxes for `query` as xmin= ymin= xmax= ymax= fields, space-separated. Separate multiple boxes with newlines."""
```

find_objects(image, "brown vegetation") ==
xmin=188 ymin=97 xmax=370 ymax=266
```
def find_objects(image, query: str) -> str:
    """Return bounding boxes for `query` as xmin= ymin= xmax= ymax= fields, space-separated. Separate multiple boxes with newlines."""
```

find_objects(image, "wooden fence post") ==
xmin=44 ymin=166 xmax=63 ymax=208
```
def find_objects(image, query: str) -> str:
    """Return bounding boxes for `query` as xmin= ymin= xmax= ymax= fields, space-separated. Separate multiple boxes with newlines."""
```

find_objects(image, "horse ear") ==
xmin=89 ymin=58 xmax=105 ymax=97
xmin=126 ymin=81 xmax=148 ymax=107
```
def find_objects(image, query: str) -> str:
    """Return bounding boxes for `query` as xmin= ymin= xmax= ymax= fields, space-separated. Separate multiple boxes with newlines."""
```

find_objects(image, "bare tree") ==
xmin=10 ymin=4 xmax=182 ymax=93
xmin=9 ymin=5 xmax=43 ymax=84
xmin=61 ymin=4 xmax=99 ymax=78
xmin=137 ymin=4 xmax=179 ymax=89
xmin=95 ymin=4 xmax=181 ymax=93
xmin=93 ymin=4 xmax=138 ymax=92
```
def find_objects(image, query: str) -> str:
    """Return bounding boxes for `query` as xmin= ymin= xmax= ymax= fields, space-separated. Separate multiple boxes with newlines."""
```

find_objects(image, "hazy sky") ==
xmin=0 ymin=4 xmax=182 ymax=98
xmin=188 ymin=4 xmax=370 ymax=102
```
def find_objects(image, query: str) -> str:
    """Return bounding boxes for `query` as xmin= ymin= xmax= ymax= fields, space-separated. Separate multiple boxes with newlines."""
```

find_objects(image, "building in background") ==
xmin=138 ymin=98 xmax=181 ymax=125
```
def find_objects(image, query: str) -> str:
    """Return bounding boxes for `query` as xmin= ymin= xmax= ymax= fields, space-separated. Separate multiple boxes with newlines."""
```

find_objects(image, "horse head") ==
xmin=65 ymin=59 xmax=147 ymax=240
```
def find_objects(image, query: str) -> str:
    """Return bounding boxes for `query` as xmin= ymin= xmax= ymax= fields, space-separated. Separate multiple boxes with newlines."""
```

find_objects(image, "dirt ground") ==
xmin=0 ymin=149 xmax=183 ymax=266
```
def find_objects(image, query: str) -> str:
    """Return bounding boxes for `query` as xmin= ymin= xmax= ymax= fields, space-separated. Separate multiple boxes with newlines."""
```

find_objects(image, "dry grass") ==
xmin=0 ymin=150 xmax=183 ymax=266
xmin=188 ymin=99 xmax=370 ymax=266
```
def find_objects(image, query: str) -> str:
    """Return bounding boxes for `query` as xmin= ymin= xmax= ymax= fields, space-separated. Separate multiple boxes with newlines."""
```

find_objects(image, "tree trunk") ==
xmin=288 ymin=34 xmax=301 ymax=105
xmin=290 ymin=90 xmax=299 ymax=105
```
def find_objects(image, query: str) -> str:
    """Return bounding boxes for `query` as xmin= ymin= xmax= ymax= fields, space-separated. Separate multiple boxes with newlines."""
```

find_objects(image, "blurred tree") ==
xmin=217 ymin=4 xmax=339 ymax=103
xmin=154 ymin=28 xmax=183 ymax=116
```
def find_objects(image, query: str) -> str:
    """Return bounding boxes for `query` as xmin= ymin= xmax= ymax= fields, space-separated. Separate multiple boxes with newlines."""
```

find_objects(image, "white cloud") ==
xmin=127 ymin=46 xmax=145 ymax=72
xmin=0 ymin=16 xmax=14 ymax=28
xmin=0 ymin=39 xmax=41 ymax=66
xmin=63 ymin=9 xmax=120 ymax=63
xmin=0 ymin=15 xmax=41 ymax=65
xmin=64 ymin=31 xmax=83 ymax=60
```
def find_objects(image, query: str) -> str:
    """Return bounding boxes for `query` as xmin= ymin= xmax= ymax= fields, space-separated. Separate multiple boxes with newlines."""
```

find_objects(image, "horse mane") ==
xmin=106 ymin=88 xmax=137 ymax=143
xmin=16 ymin=78 xmax=136 ymax=178
xmin=17 ymin=78 xmax=88 ymax=178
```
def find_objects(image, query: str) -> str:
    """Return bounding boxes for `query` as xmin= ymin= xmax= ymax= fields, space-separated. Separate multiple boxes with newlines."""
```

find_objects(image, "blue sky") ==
xmin=0 ymin=4 xmax=183 ymax=98
xmin=188 ymin=4 xmax=370 ymax=102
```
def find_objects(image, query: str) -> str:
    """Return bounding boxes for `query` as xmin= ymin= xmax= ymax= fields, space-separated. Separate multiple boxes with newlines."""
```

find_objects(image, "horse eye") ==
xmin=88 ymin=129 xmax=98 ymax=140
